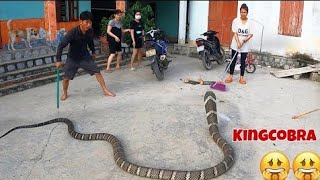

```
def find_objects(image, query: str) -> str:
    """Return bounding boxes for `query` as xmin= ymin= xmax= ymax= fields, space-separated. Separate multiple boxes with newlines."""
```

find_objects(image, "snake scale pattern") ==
xmin=0 ymin=91 xmax=235 ymax=180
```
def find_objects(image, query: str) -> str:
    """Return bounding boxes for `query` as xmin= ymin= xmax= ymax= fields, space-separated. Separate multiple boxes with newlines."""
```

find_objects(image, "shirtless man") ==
xmin=55 ymin=11 xmax=115 ymax=100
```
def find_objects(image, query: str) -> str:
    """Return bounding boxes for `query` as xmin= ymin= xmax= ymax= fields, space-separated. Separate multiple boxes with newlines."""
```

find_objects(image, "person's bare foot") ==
xmin=103 ymin=90 xmax=116 ymax=97
xmin=138 ymin=64 xmax=143 ymax=68
xmin=61 ymin=94 xmax=68 ymax=101
xmin=116 ymin=65 xmax=121 ymax=70
xmin=105 ymin=69 xmax=113 ymax=73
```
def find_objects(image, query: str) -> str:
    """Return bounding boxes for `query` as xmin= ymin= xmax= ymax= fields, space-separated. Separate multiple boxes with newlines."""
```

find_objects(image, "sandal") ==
xmin=225 ymin=76 xmax=233 ymax=83
xmin=239 ymin=77 xmax=246 ymax=84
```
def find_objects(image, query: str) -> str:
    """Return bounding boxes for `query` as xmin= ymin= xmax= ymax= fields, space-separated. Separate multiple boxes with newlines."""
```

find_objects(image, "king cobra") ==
xmin=0 ymin=91 xmax=235 ymax=180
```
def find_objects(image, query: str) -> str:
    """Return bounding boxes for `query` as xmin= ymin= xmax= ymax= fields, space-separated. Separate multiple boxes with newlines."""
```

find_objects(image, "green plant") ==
xmin=99 ymin=1 xmax=156 ymax=44
xmin=289 ymin=52 xmax=318 ymax=67
xmin=291 ymin=52 xmax=315 ymax=62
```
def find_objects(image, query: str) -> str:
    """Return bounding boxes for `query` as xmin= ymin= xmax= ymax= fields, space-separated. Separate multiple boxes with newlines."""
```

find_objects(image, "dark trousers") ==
xmin=229 ymin=49 xmax=248 ymax=76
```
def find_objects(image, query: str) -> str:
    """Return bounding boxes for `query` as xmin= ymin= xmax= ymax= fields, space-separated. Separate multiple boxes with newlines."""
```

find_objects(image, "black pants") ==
xmin=229 ymin=49 xmax=248 ymax=76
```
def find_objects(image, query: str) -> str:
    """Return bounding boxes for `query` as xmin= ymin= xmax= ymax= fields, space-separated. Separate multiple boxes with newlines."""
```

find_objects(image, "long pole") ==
xmin=56 ymin=68 xmax=60 ymax=109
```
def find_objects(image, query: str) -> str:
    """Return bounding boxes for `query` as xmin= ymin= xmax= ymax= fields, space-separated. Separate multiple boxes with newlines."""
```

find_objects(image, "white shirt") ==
xmin=230 ymin=17 xmax=253 ymax=53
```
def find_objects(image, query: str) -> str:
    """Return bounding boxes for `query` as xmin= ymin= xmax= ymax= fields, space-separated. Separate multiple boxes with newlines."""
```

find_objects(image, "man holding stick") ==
xmin=55 ymin=11 xmax=115 ymax=101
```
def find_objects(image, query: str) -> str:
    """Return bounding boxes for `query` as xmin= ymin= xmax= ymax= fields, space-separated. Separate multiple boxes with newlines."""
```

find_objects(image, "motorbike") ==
xmin=195 ymin=30 xmax=226 ymax=70
xmin=144 ymin=29 xmax=171 ymax=81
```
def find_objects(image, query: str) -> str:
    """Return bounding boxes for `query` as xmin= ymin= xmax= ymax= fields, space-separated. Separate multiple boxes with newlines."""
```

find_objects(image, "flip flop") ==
xmin=105 ymin=69 xmax=113 ymax=73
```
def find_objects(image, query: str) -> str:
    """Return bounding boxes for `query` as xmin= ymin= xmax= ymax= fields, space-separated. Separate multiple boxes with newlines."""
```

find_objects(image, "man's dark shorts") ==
xmin=63 ymin=57 xmax=100 ymax=80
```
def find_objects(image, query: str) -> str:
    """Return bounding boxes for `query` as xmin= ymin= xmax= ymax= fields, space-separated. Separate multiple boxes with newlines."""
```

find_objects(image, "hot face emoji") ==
xmin=293 ymin=151 xmax=320 ymax=180
xmin=260 ymin=151 xmax=290 ymax=180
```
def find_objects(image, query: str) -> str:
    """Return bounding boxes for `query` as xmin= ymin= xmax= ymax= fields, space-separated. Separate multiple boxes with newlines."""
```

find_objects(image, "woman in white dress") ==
xmin=225 ymin=3 xmax=253 ymax=84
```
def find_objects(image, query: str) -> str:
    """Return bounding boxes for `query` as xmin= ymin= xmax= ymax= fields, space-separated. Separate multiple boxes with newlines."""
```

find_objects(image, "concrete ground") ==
xmin=0 ymin=55 xmax=319 ymax=180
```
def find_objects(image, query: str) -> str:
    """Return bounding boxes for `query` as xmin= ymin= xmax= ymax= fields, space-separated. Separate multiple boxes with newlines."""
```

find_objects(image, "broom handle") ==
xmin=56 ymin=68 xmax=60 ymax=109
xmin=211 ymin=49 xmax=239 ymax=88
xmin=292 ymin=109 xmax=320 ymax=119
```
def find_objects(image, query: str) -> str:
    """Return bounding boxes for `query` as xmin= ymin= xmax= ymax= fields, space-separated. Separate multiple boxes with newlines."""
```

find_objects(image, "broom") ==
xmin=210 ymin=49 xmax=239 ymax=91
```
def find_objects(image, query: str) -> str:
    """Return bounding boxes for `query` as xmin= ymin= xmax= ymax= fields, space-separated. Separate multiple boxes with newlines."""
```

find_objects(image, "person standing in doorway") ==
xmin=55 ymin=11 xmax=115 ymax=101
xmin=225 ymin=3 xmax=253 ymax=84
xmin=130 ymin=10 xmax=145 ymax=71
xmin=105 ymin=9 xmax=130 ymax=73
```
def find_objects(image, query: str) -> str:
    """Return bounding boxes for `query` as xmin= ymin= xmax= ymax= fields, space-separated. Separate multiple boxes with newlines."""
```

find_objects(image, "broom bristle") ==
xmin=210 ymin=81 xmax=226 ymax=92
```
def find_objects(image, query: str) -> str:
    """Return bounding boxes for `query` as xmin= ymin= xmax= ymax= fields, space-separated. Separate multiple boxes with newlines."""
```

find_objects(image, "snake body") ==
xmin=0 ymin=91 xmax=234 ymax=179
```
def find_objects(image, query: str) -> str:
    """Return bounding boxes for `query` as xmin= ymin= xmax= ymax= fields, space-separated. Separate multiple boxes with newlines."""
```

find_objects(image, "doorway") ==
xmin=208 ymin=1 xmax=238 ymax=46
xmin=91 ymin=1 xmax=116 ymax=37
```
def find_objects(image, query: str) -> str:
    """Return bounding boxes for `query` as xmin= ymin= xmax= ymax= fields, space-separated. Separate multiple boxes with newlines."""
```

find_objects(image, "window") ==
xmin=278 ymin=1 xmax=304 ymax=37
xmin=56 ymin=0 xmax=79 ymax=22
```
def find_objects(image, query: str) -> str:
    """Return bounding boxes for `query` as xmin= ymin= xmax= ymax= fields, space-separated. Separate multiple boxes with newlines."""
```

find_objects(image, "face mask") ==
xmin=135 ymin=15 xmax=141 ymax=20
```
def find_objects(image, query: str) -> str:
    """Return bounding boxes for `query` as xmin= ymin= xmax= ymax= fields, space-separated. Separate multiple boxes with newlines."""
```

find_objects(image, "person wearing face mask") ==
xmin=105 ymin=9 xmax=130 ymax=73
xmin=129 ymin=10 xmax=145 ymax=71
xmin=225 ymin=3 xmax=253 ymax=85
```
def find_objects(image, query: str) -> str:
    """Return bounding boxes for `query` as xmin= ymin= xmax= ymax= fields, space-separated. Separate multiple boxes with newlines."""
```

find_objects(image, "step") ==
xmin=0 ymin=59 xmax=130 ymax=97
xmin=0 ymin=55 xmax=107 ymax=88
xmin=0 ymin=46 xmax=102 ymax=74
xmin=270 ymin=63 xmax=320 ymax=78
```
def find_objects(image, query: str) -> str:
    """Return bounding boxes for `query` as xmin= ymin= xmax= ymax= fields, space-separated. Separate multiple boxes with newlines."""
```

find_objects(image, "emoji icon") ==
xmin=260 ymin=151 xmax=290 ymax=180
xmin=293 ymin=151 xmax=320 ymax=180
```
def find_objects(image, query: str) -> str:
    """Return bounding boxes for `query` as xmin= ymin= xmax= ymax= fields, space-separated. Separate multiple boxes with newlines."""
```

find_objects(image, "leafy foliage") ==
xmin=99 ymin=1 xmax=156 ymax=44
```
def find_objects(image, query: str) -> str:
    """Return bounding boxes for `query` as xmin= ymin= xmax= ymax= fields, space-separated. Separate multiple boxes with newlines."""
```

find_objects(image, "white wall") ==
xmin=188 ymin=1 xmax=209 ymax=42
xmin=238 ymin=1 xmax=320 ymax=60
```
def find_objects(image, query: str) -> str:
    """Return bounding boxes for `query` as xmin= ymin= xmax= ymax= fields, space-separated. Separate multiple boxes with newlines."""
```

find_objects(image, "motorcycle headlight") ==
xmin=160 ymin=55 xmax=166 ymax=61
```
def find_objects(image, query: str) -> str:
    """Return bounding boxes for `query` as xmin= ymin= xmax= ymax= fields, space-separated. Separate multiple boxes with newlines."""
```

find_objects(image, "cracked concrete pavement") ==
xmin=0 ymin=55 xmax=319 ymax=180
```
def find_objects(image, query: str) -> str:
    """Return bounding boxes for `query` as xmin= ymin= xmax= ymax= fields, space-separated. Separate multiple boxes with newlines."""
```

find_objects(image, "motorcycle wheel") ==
xmin=151 ymin=61 xmax=164 ymax=81
xmin=216 ymin=47 xmax=226 ymax=64
xmin=201 ymin=49 xmax=214 ymax=70
xmin=246 ymin=64 xmax=256 ymax=73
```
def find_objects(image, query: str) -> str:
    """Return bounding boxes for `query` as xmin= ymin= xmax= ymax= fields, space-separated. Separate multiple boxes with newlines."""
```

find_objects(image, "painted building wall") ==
xmin=0 ymin=1 xmax=91 ymax=46
xmin=0 ymin=1 xmax=44 ymax=20
xmin=79 ymin=1 xmax=91 ymax=14
xmin=188 ymin=1 xmax=209 ymax=42
xmin=155 ymin=1 xmax=179 ymax=41
xmin=238 ymin=1 xmax=320 ymax=60
xmin=0 ymin=1 xmax=91 ymax=21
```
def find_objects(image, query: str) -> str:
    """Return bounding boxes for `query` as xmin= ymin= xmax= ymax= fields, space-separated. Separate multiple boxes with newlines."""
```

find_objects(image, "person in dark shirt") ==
xmin=55 ymin=11 xmax=115 ymax=101
xmin=105 ymin=9 xmax=130 ymax=73
xmin=129 ymin=10 xmax=144 ymax=71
